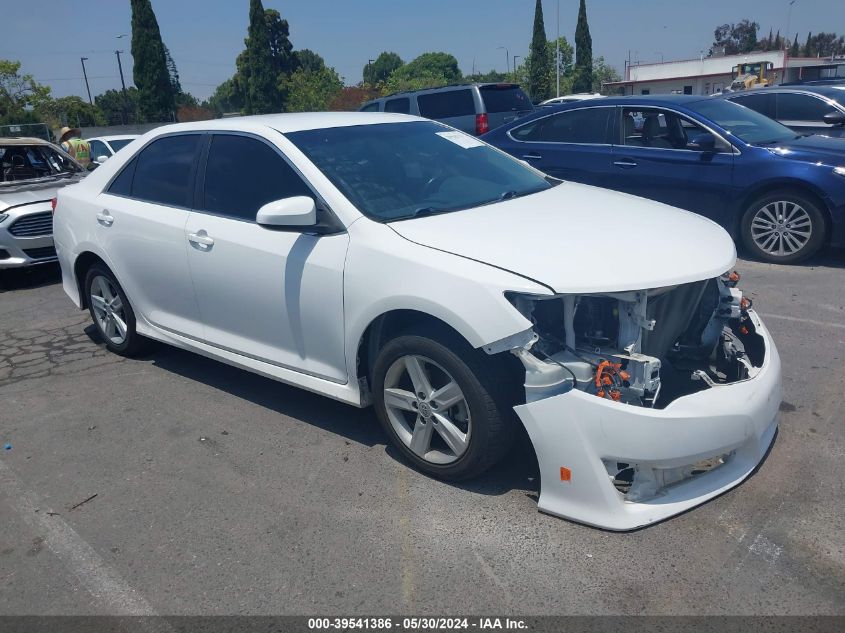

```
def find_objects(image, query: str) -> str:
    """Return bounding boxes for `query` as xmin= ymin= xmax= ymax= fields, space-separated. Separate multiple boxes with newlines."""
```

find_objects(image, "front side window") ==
xmin=384 ymin=98 xmax=410 ymax=114
xmin=417 ymin=90 xmax=475 ymax=119
xmin=511 ymin=107 xmax=613 ymax=144
xmin=202 ymin=134 xmax=312 ymax=221
xmin=360 ymin=102 xmax=380 ymax=112
xmin=729 ymin=92 xmax=776 ymax=118
xmin=621 ymin=108 xmax=730 ymax=151
xmin=108 ymin=138 xmax=134 ymax=152
xmin=286 ymin=121 xmax=553 ymax=222
xmin=130 ymin=134 xmax=201 ymax=207
xmin=776 ymin=93 xmax=833 ymax=122
xmin=692 ymin=99 xmax=796 ymax=144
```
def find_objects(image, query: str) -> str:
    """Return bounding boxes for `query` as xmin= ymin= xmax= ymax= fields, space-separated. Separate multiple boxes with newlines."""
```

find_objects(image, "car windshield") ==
xmin=108 ymin=138 xmax=134 ymax=152
xmin=692 ymin=99 xmax=797 ymax=144
xmin=0 ymin=143 xmax=81 ymax=185
xmin=286 ymin=121 xmax=554 ymax=221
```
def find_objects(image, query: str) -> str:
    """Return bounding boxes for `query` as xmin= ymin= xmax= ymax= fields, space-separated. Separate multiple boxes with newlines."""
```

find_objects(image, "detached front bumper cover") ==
xmin=514 ymin=309 xmax=780 ymax=531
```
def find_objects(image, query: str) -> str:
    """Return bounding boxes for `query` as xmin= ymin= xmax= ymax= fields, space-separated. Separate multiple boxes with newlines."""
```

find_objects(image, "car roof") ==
xmin=138 ymin=112 xmax=428 ymax=135
xmin=0 ymin=136 xmax=55 ymax=146
xmin=371 ymin=82 xmax=520 ymax=101
xmin=87 ymin=135 xmax=140 ymax=142
xmin=538 ymin=94 xmax=709 ymax=110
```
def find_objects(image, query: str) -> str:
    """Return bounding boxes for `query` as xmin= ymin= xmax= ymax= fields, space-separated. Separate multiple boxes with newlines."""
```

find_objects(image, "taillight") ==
xmin=50 ymin=198 xmax=57 ymax=213
xmin=475 ymin=113 xmax=489 ymax=135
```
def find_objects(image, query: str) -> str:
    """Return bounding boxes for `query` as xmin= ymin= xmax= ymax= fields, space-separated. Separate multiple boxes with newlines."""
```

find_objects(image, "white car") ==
xmin=85 ymin=135 xmax=139 ymax=165
xmin=54 ymin=113 xmax=780 ymax=530
xmin=540 ymin=93 xmax=604 ymax=106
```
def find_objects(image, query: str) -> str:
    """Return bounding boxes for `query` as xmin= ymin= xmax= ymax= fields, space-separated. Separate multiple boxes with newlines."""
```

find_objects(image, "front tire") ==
xmin=372 ymin=332 xmax=514 ymax=481
xmin=740 ymin=190 xmax=826 ymax=263
xmin=84 ymin=264 xmax=149 ymax=356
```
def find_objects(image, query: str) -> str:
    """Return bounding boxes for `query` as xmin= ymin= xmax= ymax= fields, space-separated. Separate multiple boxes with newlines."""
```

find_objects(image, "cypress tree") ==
xmin=130 ymin=0 xmax=175 ymax=120
xmin=790 ymin=34 xmax=800 ymax=57
xmin=528 ymin=0 xmax=551 ymax=101
xmin=245 ymin=0 xmax=277 ymax=114
xmin=572 ymin=0 xmax=593 ymax=93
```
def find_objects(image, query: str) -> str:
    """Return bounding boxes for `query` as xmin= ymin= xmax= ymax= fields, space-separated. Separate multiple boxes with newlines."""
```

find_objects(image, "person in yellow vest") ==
xmin=58 ymin=126 xmax=91 ymax=168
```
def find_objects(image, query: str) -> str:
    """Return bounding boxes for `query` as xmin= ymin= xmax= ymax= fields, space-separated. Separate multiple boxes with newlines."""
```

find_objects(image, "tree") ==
xmin=802 ymin=32 xmax=845 ymax=57
xmin=464 ymin=69 xmax=510 ymax=83
xmin=164 ymin=45 xmax=181 ymax=95
xmin=205 ymin=79 xmax=243 ymax=117
xmin=95 ymin=87 xmax=142 ymax=125
xmin=363 ymin=52 xmax=404 ymax=86
xmin=710 ymin=20 xmax=759 ymax=56
xmin=36 ymin=96 xmax=104 ymax=129
xmin=383 ymin=52 xmax=461 ymax=94
xmin=328 ymin=86 xmax=381 ymax=111
xmin=520 ymin=37 xmax=574 ymax=96
xmin=591 ymin=57 xmax=621 ymax=93
xmin=244 ymin=0 xmax=278 ymax=114
xmin=266 ymin=9 xmax=297 ymax=79
xmin=0 ymin=60 xmax=52 ymax=124
xmin=296 ymin=49 xmax=326 ymax=73
xmin=130 ymin=0 xmax=175 ymax=120
xmin=283 ymin=66 xmax=343 ymax=112
xmin=527 ymin=0 xmax=551 ymax=101
xmin=572 ymin=0 xmax=594 ymax=93
xmin=790 ymin=34 xmax=800 ymax=57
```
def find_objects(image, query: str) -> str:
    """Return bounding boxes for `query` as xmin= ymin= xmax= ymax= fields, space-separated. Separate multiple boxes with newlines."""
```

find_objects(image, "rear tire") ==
xmin=372 ymin=329 xmax=514 ymax=481
xmin=740 ymin=190 xmax=826 ymax=263
xmin=84 ymin=264 xmax=150 ymax=357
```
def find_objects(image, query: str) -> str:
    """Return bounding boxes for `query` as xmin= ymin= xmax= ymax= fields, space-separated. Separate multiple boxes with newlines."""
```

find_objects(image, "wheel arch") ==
xmin=73 ymin=251 xmax=111 ymax=310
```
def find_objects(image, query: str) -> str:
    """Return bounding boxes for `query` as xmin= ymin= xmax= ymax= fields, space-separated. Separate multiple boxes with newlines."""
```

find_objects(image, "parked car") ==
xmin=540 ymin=93 xmax=604 ymax=106
xmin=719 ymin=86 xmax=845 ymax=138
xmin=85 ymin=135 xmax=140 ymax=165
xmin=1 ymin=137 xmax=85 ymax=269
xmin=359 ymin=83 xmax=533 ymax=135
xmin=483 ymin=95 xmax=845 ymax=263
xmin=54 ymin=113 xmax=780 ymax=531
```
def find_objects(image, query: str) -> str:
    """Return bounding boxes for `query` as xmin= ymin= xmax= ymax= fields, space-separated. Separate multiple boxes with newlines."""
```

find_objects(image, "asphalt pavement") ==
xmin=1 ymin=253 xmax=843 ymax=615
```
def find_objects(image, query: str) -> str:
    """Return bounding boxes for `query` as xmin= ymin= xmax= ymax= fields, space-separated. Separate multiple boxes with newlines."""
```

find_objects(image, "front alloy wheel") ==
xmin=742 ymin=191 xmax=825 ymax=263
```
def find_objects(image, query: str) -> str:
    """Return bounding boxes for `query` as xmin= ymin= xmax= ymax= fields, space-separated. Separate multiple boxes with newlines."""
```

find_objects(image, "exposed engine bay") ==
xmin=508 ymin=271 xmax=766 ymax=408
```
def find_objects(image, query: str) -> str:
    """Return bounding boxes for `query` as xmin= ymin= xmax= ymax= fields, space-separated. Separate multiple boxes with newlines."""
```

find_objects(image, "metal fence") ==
xmin=0 ymin=123 xmax=52 ymax=142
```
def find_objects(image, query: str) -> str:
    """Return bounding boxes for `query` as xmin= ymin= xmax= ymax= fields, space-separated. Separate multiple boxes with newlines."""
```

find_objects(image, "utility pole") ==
xmin=513 ymin=55 xmax=521 ymax=81
xmin=556 ymin=0 xmax=560 ymax=97
xmin=785 ymin=0 xmax=796 ymax=52
xmin=497 ymin=46 xmax=509 ymax=75
xmin=115 ymin=50 xmax=128 ymax=125
xmin=80 ymin=57 xmax=93 ymax=106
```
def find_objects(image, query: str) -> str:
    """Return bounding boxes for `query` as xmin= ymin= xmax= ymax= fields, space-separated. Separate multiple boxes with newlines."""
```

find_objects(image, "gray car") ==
xmin=360 ymin=83 xmax=534 ymax=135
xmin=1 ymin=137 xmax=85 ymax=269
xmin=720 ymin=86 xmax=845 ymax=138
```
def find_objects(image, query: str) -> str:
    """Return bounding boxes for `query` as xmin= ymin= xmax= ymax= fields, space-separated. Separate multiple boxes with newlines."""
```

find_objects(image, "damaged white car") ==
xmin=54 ymin=113 xmax=781 ymax=531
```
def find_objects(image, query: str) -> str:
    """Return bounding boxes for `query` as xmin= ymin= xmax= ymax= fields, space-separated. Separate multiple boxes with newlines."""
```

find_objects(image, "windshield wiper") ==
xmin=499 ymin=190 xmax=518 ymax=200
xmin=410 ymin=206 xmax=448 ymax=218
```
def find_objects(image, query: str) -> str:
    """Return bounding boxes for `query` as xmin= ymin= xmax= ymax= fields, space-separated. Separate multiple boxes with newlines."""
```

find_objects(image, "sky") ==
xmin=3 ymin=0 xmax=843 ymax=103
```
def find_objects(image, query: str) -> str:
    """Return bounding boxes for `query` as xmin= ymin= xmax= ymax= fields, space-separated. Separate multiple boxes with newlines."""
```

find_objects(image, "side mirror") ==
xmin=687 ymin=132 xmax=717 ymax=152
xmin=256 ymin=196 xmax=317 ymax=228
xmin=96 ymin=155 xmax=109 ymax=163
xmin=823 ymin=111 xmax=845 ymax=126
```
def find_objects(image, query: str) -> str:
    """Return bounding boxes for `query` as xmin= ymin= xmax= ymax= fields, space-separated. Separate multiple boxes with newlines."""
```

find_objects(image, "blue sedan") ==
xmin=482 ymin=95 xmax=845 ymax=263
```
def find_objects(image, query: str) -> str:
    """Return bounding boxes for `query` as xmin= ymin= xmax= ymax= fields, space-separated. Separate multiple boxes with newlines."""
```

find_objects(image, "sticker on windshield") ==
xmin=436 ymin=131 xmax=484 ymax=149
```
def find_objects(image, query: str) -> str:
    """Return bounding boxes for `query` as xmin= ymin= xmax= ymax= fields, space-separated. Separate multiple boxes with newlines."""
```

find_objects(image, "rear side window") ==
xmin=729 ymin=92 xmax=776 ymax=118
xmin=776 ymin=93 xmax=832 ymax=121
xmin=130 ymin=134 xmax=201 ymax=207
xmin=107 ymin=157 xmax=137 ymax=196
xmin=360 ymin=102 xmax=380 ymax=112
xmin=201 ymin=134 xmax=312 ymax=221
xmin=417 ymin=89 xmax=475 ymax=119
xmin=480 ymin=85 xmax=532 ymax=113
xmin=384 ymin=97 xmax=410 ymax=114
xmin=512 ymin=107 xmax=613 ymax=144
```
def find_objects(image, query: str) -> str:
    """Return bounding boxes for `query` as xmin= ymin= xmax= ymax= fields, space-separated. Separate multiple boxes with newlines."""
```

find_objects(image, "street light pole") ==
xmin=497 ymin=46 xmax=509 ymax=75
xmin=513 ymin=55 xmax=521 ymax=81
xmin=785 ymin=0 xmax=796 ymax=53
xmin=80 ymin=57 xmax=93 ymax=106
xmin=115 ymin=49 xmax=128 ymax=125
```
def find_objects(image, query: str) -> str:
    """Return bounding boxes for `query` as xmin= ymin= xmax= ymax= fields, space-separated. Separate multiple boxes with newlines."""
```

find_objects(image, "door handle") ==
xmin=188 ymin=232 xmax=214 ymax=249
xmin=613 ymin=160 xmax=638 ymax=169
xmin=96 ymin=210 xmax=114 ymax=227
xmin=522 ymin=154 xmax=543 ymax=160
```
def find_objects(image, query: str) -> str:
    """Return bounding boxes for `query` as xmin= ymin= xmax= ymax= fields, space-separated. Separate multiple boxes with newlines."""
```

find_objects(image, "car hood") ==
xmin=388 ymin=182 xmax=737 ymax=294
xmin=762 ymin=133 xmax=845 ymax=165
xmin=0 ymin=175 xmax=83 ymax=212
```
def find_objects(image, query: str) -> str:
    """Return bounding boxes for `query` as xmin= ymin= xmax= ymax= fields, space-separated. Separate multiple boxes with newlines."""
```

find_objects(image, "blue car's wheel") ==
xmin=741 ymin=190 xmax=826 ymax=264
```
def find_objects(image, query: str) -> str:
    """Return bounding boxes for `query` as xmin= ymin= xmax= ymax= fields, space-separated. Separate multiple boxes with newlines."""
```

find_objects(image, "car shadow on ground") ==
xmin=739 ymin=246 xmax=845 ymax=269
xmin=0 ymin=263 xmax=61 ymax=292
xmin=133 ymin=341 xmax=540 ymax=498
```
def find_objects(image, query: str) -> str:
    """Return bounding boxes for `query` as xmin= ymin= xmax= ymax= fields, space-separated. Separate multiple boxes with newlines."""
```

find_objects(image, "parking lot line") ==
xmin=760 ymin=313 xmax=845 ymax=331
xmin=0 ymin=459 xmax=160 ymax=618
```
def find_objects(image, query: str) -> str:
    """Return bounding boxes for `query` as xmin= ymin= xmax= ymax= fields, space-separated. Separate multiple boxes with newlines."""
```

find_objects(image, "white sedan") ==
xmin=53 ymin=113 xmax=780 ymax=530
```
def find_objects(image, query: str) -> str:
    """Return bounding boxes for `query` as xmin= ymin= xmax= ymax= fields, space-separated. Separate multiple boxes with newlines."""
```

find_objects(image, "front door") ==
xmin=185 ymin=133 xmax=349 ymax=382
xmin=610 ymin=107 xmax=736 ymax=227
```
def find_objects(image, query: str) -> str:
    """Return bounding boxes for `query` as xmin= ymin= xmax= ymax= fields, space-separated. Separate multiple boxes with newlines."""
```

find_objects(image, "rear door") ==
xmin=184 ymin=132 xmax=349 ymax=381
xmin=504 ymin=105 xmax=616 ymax=187
xmin=417 ymin=89 xmax=477 ymax=134
xmin=97 ymin=133 xmax=204 ymax=337
xmin=478 ymin=84 xmax=534 ymax=130
xmin=610 ymin=107 xmax=736 ymax=227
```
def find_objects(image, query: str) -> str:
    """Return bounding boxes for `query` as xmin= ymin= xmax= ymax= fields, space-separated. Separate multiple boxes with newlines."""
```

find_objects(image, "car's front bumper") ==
xmin=514 ymin=309 xmax=780 ymax=531
xmin=0 ymin=204 xmax=56 ymax=269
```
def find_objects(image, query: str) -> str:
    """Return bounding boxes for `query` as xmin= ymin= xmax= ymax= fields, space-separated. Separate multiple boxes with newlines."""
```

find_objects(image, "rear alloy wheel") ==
xmin=741 ymin=191 xmax=825 ymax=263
xmin=373 ymin=332 xmax=513 ymax=481
xmin=85 ymin=265 xmax=149 ymax=356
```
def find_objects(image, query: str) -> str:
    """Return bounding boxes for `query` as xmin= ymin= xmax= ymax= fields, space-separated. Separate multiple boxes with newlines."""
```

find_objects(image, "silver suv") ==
xmin=360 ymin=83 xmax=534 ymax=135
xmin=1 ymin=137 xmax=85 ymax=269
